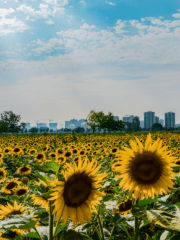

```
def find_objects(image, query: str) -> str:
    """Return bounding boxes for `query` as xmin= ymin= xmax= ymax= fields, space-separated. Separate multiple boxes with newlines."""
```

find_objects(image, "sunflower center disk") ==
xmin=64 ymin=173 xmax=92 ymax=207
xmin=130 ymin=152 xmax=163 ymax=184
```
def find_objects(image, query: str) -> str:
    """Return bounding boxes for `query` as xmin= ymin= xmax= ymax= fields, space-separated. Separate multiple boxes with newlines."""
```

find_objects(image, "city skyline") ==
xmin=24 ymin=111 xmax=176 ymax=129
xmin=1 ymin=1 xmax=180 ymax=125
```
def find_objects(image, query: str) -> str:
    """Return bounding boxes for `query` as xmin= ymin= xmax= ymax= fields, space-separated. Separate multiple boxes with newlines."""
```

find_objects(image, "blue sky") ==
xmin=0 ymin=0 xmax=180 ymax=128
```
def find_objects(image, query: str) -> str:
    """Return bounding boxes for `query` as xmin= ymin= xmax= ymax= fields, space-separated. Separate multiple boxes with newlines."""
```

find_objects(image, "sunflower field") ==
xmin=0 ymin=131 xmax=180 ymax=240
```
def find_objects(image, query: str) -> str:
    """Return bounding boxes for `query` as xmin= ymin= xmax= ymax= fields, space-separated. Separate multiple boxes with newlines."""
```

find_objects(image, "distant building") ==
xmin=140 ymin=120 xmax=144 ymax=128
xmin=122 ymin=115 xmax=135 ymax=128
xmin=25 ymin=123 xmax=31 ymax=130
xmin=113 ymin=116 xmax=119 ymax=121
xmin=65 ymin=119 xmax=86 ymax=129
xmin=155 ymin=116 xmax=159 ymax=124
xmin=37 ymin=123 xmax=47 ymax=128
xmin=165 ymin=112 xmax=175 ymax=129
xmin=49 ymin=123 xmax=57 ymax=132
xmin=144 ymin=111 xmax=155 ymax=129
xmin=159 ymin=119 xmax=164 ymax=127
xmin=69 ymin=124 xmax=75 ymax=129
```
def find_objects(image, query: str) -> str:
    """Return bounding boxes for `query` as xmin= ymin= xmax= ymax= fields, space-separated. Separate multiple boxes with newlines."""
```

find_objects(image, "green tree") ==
xmin=85 ymin=110 xmax=106 ymax=133
xmin=0 ymin=111 xmax=21 ymax=128
xmin=29 ymin=127 xmax=38 ymax=134
xmin=151 ymin=123 xmax=163 ymax=132
xmin=72 ymin=127 xmax=85 ymax=133
xmin=0 ymin=121 xmax=9 ymax=134
xmin=131 ymin=117 xmax=141 ymax=132
xmin=97 ymin=112 xmax=125 ymax=133
xmin=0 ymin=111 xmax=26 ymax=134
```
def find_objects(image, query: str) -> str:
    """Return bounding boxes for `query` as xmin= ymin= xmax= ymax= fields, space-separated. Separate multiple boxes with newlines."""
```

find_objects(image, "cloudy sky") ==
xmin=0 ymin=0 xmax=180 ymax=128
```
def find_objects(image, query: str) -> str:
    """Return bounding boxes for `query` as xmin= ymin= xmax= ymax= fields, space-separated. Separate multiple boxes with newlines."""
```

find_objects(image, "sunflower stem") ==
xmin=121 ymin=222 xmax=132 ymax=240
xmin=134 ymin=197 xmax=140 ymax=240
xmin=49 ymin=201 xmax=54 ymax=240
xmin=33 ymin=227 xmax=43 ymax=240
xmin=97 ymin=205 xmax=104 ymax=240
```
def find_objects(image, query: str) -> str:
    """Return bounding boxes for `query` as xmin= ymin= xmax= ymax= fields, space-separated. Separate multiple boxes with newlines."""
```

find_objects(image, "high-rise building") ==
xmin=165 ymin=112 xmax=175 ymax=129
xmin=37 ymin=123 xmax=47 ymax=128
xmin=49 ymin=123 xmax=57 ymax=131
xmin=25 ymin=123 xmax=30 ymax=130
xmin=144 ymin=111 xmax=155 ymax=129
xmin=122 ymin=115 xmax=135 ymax=129
xmin=140 ymin=120 xmax=144 ymax=128
xmin=113 ymin=116 xmax=119 ymax=121
xmin=159 ymin=119 xmax=164 ymax=127
xmin=65 ymin=119 xmax=86 ymax=128
xmin=155 ymin=116 xmax=159 ymax=124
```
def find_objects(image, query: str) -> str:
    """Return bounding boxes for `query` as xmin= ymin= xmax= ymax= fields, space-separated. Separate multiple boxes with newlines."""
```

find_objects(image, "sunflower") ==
xmin=12 ymin=147 xmax=23 ymax=156
xmin=28 ymin=148 xmax=38 ymax=155
xmin=48 ymin=152 xmax=57 ymax=158
xmin=0 ymin=153 xmax=4 ymax=159
xmin=35 ymin=153 xmax=46 ymax=163
xmin=0 ymin=232 xmax=12 ymax=240
xmin=48 ymin=157 xmax=108 ymax=226
xmin=0 ymin=201 xmax=38 ymax=235
xmin=1 ymin=178 xmax=21 ymax=194
xmin=55 ymin=156 xmax=66 ymax=165
xmin=3 ymin=147 xmax=12 ymax=155
xmin=110 ymin=147 xmax=120 ymax=155
xmin=55 ymin=148 xmax=64 ymax=155
xmin=0 ymin=200 xmax=28 ymax=220
xmin=0 ymin=167 xmax=6 ymax=183
xmin=17 ymin=165 xmax=32 ymax=175
xmin=112 ymin=133 xmax=179 ymax=201
xmin=63 ymin=151 xmax=73 ymax=159
xmin=113 ymin=197 xmax=133 ymax=215
xmin=30 ymin=194 xmax=49 ymax=212
xmin=13 ymin=186 xmax=29 ymax=197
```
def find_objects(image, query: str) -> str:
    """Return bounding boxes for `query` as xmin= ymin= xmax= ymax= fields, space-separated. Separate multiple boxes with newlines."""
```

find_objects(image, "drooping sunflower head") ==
xmin=17 ymin=165 xmax=32 ymax=175
xmin=113 ymin=197 xmax=133 ymax=215
xmin=112 ymin=133 xmax=180 ymax=201
xmin=49 ymin=156 xmax=108 ymax=227
xmin=1 ymin=178 xmax=21 ymax=194
xmin=0 ymin=200 xmax=28 ymax=220
xmin=35 ymin=153 xmax=46 ymax=163
xmin=13 ymin=186 xmax=29 ymax=197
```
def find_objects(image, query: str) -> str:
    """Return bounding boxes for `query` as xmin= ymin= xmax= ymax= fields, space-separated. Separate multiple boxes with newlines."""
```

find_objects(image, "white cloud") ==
xmin=45 ymin=19 xmax=54 ymax=24
xmin=16 ymin=4 xmax=65 ymax=19
xmin=3 ymin=0 xmax=18 ymax=3
xmin=80 ymin=23 xmax=96 ymax=29
xmin=0 ymin=16 xmax=31 ymax=36
xmin=108 ymin=2 xmax=116 ymax=6
xmin=112 ymin=19 xmax=129 ymax=34
xmin=0 ymin=8 xmax=15 ymax=17
xmin=172 ymin=13 xmax=180 ymax=18
xmin=42 ymin=0 xmax=68 ymax=6
xmin=79 ymin=1 xmax=86 ymax=6
xmin=32 ymin=38 xmax=64 ymax=53
xmin=52 ymin=6 xmax=65 ymax=16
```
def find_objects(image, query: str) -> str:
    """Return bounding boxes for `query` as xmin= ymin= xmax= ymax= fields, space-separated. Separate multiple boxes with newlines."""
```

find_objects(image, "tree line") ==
xmin=0 ymin=110 xmax=179 ymax=134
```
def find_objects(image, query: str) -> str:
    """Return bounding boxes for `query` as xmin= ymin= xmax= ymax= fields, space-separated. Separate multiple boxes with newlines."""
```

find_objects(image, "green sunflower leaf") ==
xmin=34 ymin=172 xmax=50 ymax=186
xmin=25 ymin=232 xmax=39 ymax=239
xmin=34 ymin=161 xmax=60 ymax=174
xmin=59 ymin=229 xmax=85 ymax=240
xmin=103 ymin=194 xmax=115 ymax=202
xmin=139 ymin=197 xmax=159 ymax=206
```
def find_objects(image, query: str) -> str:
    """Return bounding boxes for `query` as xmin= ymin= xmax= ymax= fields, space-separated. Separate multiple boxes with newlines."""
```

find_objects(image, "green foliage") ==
xmin=151 ymin=123 xmax=163 ymax=132
xmin=59 ymin=229 xmax=85 ymax=240
xmin=72 ymin=127 xmax=85 ymax=133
